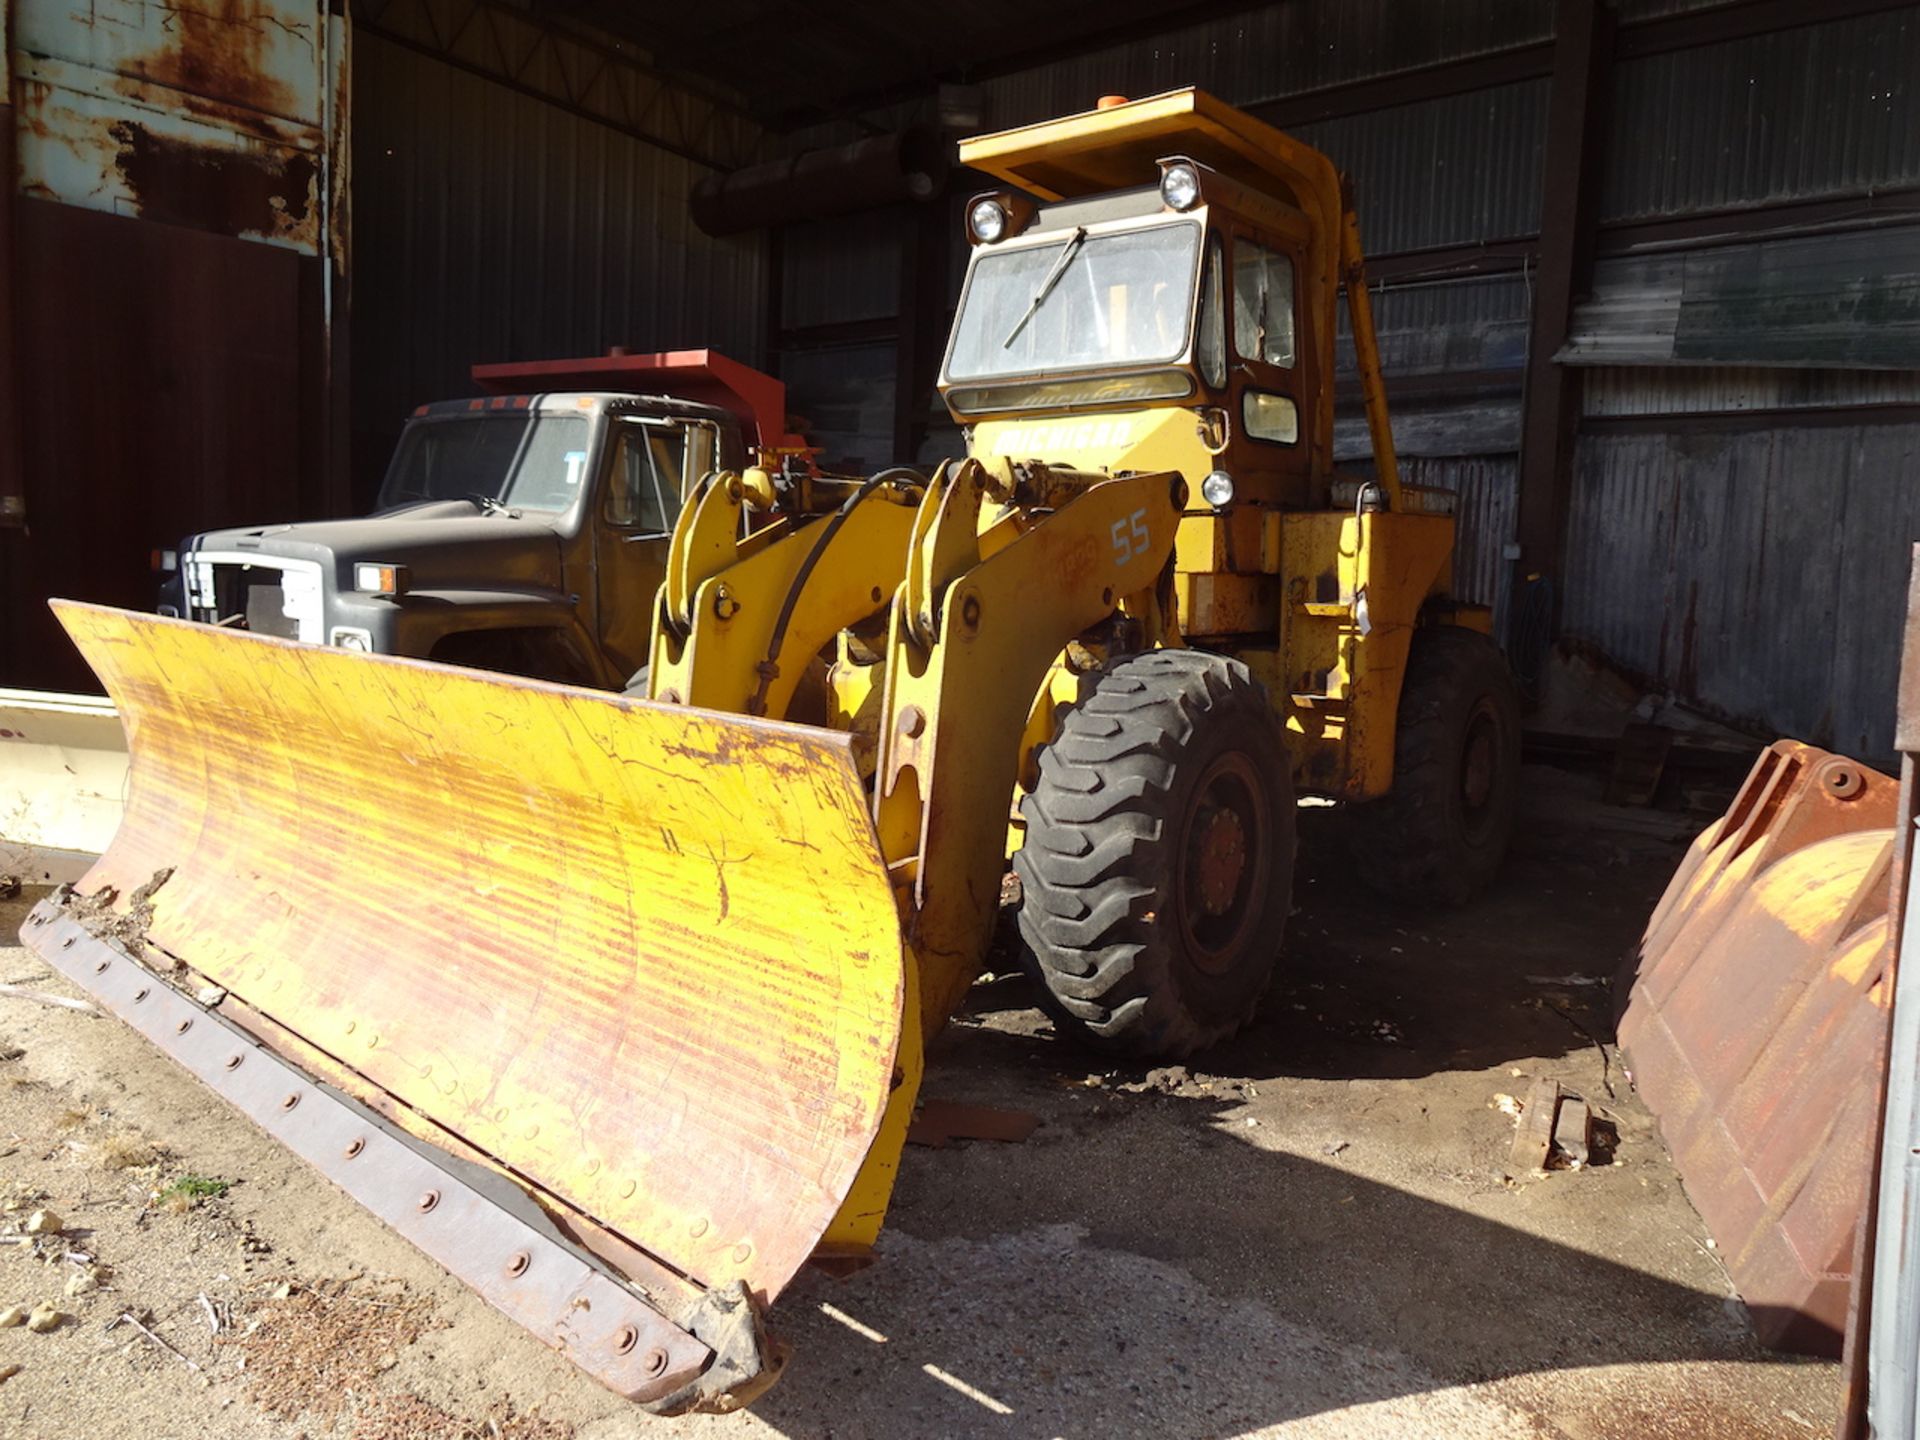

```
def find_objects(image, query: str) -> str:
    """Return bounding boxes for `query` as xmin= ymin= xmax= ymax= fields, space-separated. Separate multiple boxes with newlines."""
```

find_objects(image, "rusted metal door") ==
xmin=2 ymin=0 xmax=348 ymax=689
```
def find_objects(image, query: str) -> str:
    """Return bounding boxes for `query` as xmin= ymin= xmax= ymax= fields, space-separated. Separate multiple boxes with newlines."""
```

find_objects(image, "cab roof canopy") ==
xmin=957 ymin=86 xmax=1341 ymax=227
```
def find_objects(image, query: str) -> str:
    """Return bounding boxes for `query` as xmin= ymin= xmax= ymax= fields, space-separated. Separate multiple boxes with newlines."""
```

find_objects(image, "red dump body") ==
xmin=470 ymin=349 xmax=797 ymax=453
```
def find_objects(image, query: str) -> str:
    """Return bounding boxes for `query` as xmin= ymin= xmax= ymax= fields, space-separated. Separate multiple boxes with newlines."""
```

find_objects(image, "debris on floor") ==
xmin=1504 ymin=1076 xmax=1600 ymax=1174
xmin=907 ymin=1099 xmax=1040 ymax=1148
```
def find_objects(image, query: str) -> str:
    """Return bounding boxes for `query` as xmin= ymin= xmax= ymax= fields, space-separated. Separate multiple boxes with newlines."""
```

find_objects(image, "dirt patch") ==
xmin=226 ymin=1277 xmax=568 ymax=1439
xmin=0 ymin=998 xmax=577 ymax=1440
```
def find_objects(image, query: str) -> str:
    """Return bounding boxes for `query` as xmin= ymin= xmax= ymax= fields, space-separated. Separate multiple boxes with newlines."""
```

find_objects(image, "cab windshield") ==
xmin=376 ymin=413 xmax=594 ymax=513
xmin=947 ymin=222 xmax=1201 ymax=381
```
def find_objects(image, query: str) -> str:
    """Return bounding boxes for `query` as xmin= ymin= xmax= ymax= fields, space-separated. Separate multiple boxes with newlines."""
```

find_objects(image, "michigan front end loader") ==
xmin=20 ymin=90 xmax=1519 ymax=1410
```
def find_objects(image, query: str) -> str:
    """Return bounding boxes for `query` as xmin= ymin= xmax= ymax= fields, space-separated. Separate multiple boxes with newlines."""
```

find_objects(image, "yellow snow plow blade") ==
xmin=28 ymin=601 xmax=914 ymax=1403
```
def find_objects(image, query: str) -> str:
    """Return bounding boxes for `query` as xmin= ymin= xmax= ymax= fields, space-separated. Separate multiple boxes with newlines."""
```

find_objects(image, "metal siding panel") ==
xmin=1339 ymin=272 xmax=1532 ymax=378
xmin=1401 ymin=454 xmax=1517 ymax=614
xmin=1603 ymin=9 xmax=1920 ymax=221
xmin=1564 ymin=423 xmax=1920 ymax=766
xmin=1296 ymin=80 xmax=1547 ymax=254
xmin=12 ymin=0 xmax=334 ymax=255
xmin=972 ymin=0 xmax=1553 ymax=133
xmin=1565 ymin=226 xmax=1920 ymax=369
xmin=781 ymin=213 xmax=903 ymax=329
xmin=350 ymin=30 xmax=767 ymax=498
xmin=778 ymin=343 xmax=898 ymax=474
xmin=1584 ymin=366 xmax=1920 ymax=416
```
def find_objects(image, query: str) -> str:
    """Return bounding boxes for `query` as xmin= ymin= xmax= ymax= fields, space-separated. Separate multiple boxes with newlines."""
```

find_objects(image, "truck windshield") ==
xmin=376 ymin=414 xmax=594 ymax=513
xmin=946 ymin=222 xmax=1201 ymax=381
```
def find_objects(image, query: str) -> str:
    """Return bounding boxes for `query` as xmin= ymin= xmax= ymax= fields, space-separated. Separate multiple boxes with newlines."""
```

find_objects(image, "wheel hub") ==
xmin=1461 ymin=711 xmax=1497 ymax=813
xmin=1193 ymin=807 xmax=1248 ymax=916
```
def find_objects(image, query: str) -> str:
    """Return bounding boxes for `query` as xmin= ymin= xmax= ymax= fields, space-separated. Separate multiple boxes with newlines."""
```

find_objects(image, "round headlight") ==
xmin=1160 ymin=162 xmax=1201 ymax=211
xmin=969 ymin=198 xmax=1008 ymax=242
xmin=1200 ymin=470 xmax=1235 ymax=508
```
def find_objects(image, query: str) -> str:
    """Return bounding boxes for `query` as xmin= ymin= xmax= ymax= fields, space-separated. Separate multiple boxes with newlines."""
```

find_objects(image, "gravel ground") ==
xmin=0 ymin=763 xmax=1842 ymax=1438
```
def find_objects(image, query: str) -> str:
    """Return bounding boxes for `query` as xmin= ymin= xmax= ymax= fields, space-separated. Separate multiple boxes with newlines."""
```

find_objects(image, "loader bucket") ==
xmin=19 ymin=602 xmax=914 ymax=1408
xmin=1620 ymin=740 xmax=1898 ymax=1355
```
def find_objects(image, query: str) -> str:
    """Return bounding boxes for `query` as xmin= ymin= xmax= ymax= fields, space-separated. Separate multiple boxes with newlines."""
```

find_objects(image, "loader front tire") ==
xmin=1347 ymin=626 xmax=1520 ymax=906
xmin=1015 ymin=650 xmax=1296 ymax=1058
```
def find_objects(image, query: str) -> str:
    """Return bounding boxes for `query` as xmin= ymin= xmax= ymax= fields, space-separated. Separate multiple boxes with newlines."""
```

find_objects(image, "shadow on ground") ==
xmin=696 ymin=766 xmax=1821 ymax=1439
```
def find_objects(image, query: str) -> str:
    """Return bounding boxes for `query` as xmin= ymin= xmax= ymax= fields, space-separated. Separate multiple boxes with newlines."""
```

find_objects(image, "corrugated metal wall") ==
xmin=1564 ymin=423 xmax=1920 ymax=759
xmin=1603 ymin=8 xmax=1920 ymax=219
xmin=349 ymin=31 xmax=767 ymax=503
xmin=1294 ymin=82 xmax=1548 ymax=254
xmin=761 ymin=0 xmax=1920 ymax=763
xmin=971 ymin=0 xmax=1551 ymax=130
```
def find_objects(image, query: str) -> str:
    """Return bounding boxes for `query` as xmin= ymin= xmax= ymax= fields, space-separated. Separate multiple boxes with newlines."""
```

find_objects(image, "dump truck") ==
xmin=20 ymin=90 xmax=1520 ymax=1411
xmin=156 ymin=349 xmax=798 ymax=690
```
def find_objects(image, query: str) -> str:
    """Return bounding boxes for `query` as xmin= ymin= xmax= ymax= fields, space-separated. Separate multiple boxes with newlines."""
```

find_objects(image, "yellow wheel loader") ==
xmin=20 ymin=89 xmax=1519 ymax=1412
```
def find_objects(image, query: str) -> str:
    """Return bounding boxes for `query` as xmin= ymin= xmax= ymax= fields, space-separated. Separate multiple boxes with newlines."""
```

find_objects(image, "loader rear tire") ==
xmin=1014 ymin=650 xmax=1295 ymax=1058
xmin=1347 ymin=626 xmax=1520 ymax=906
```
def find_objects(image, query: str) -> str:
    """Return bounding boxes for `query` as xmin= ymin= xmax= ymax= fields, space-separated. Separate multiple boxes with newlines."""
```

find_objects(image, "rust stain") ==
xmin=16 ymin=82 xmax=58 ymax=142
xmin=108 ymin=71 xmax=313 ymax=147
xmin=110 ymin=119 xmax=316 ymax=244
xmin=129 ymin=0 xmax=305 ymax=121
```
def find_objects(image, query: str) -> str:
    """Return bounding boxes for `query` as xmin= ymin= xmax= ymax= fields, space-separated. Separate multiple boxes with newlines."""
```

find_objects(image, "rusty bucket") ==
xmin=1621 ymin=740 xmax=1898 ymax=1353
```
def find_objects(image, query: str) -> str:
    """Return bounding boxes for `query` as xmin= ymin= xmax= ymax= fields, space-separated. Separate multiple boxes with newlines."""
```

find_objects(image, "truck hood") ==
xmin=184 ymin=503 xmax=570 ymax=593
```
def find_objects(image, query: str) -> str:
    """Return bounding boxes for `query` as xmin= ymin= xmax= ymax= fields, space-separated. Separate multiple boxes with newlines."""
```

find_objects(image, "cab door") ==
xmin=1227 ymin=229 xmax=1312 ymax=506
xmin=593 ymin=419 xmax=712 ymax=682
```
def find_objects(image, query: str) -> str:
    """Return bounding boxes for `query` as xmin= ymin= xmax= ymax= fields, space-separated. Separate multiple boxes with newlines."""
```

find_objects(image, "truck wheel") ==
xmin=1347 ymin=626 xmax=1520 ymax=906
xmin=1014 ymin=650 xmax=1296 ymax=1058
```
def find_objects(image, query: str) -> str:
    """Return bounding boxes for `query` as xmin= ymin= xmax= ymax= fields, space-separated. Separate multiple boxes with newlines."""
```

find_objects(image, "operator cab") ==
xmin=938 ymin=90 xmax=1370 ymax=515
xmin=941 ymin=158 xmax=1316 ymax=510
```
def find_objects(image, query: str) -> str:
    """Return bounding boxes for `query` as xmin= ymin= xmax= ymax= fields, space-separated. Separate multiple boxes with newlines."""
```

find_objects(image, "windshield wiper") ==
xmin=1002 ymin=227 xmax=1087 ymax=350
xmin=464 ymin=493 xmax=520 ymax=519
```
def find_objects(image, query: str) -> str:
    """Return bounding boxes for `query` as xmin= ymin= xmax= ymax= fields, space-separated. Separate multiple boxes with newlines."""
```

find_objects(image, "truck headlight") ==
xmin=329 ymin=627 xmax=373 ymax=651
xmin=1200 ymin=470 xmax=1235 ymax=508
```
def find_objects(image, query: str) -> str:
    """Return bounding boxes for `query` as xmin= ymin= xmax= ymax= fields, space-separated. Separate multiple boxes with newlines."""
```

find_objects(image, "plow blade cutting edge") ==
xmin=19 ymin=601 xmax=920 ymax=1411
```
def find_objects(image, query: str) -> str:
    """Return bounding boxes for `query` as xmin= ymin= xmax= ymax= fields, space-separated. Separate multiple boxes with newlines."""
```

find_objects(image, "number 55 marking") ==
xmin=1110 ymin=507 xmax=1150 ymax=566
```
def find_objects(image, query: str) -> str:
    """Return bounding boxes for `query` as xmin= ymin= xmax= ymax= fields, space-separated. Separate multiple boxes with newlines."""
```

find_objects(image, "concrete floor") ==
xmin=0 ymin=761 xmax=1842 ymax=1438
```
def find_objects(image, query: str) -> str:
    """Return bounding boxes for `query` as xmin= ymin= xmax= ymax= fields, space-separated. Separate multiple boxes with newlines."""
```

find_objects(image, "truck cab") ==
xmin=158 ymin=350 xmax=792 ymax=690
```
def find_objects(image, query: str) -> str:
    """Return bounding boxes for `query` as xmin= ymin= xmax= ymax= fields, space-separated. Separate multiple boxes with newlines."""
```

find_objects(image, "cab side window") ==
xmin=686 ymin=421 xmax=719 ymax=489
xmin=1197 ymin=236 xmax=1227 ymax=389
xmin=1232 ymin=240 xmax=1297 ymax=368
xmin=604 ymin=424 xmax=687 ymax=533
